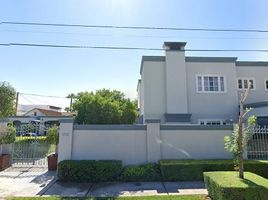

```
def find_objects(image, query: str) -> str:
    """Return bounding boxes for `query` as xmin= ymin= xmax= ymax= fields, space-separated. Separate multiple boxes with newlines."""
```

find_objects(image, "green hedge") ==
xmin=15 ymin=136 xmax=47 ymax=144
xmin=57 ymin=159 xmax=268 ymax=183
xmin=120 ymin=163 xmax=161 ymax=182
xmin=160 ymin=160 xmax=268 ymax=181
xmin=58 ymin=160 xmax=122 ymax=182
xmin=204 ymin=171 xmax=268 ymax=200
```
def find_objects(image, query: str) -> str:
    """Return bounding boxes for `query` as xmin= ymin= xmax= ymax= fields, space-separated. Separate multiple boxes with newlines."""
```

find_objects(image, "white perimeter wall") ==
xmin=72 ymin=129 xmax=147 ymax=165
xmin=58 ymin=121 xmax=233 ymax=165
xmin=160 ymin=129 xmax=231 ymax=159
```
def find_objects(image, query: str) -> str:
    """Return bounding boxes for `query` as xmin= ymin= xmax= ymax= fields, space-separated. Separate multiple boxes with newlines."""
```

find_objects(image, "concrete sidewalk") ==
xmin=0 ymin=167 xmax=208 ymax=198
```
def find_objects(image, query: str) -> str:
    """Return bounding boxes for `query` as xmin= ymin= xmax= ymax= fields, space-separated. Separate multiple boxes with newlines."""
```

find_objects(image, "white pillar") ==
xmin=146 ymin=119 xmax=161 ymax=163
xmin=58 ymin=119 xmax=74 ymax=163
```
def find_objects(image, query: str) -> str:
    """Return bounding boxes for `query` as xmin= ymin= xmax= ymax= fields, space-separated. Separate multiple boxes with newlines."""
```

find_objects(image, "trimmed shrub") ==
xmin=46 ymin=125 xmax=59 ymax=145
xmin=120 ymin=163 xmax=161 ymax=182
xmin=160 ymin=159 xmax=268 ymax=181
xmin=204 ymin=171 xmax=268 ymax=200
xmin=58 ymin=160 xmax=122 ymax=182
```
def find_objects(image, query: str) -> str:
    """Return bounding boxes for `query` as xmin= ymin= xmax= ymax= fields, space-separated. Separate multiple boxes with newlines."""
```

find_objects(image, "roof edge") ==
xmin=236 ymin=61 xmax=268 ymax=67
xmin=140 ymin=56 xmax=165 ymax=75
xmin=186 ymin=57 xmax=237 ymax=63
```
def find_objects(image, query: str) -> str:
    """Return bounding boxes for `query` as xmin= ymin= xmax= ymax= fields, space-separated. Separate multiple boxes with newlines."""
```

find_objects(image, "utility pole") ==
xmin=15 ymin=92 xmax=19 ymax=116
xmin=69 ymin=97 xmax=73 ymax=112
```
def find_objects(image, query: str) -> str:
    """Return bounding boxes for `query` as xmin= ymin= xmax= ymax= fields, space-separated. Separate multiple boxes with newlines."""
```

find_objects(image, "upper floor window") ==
xmin=196 ymin=75 xmax=226 ymax=93
xmin=265 ymin=80 xmax=268 ymax=90
xmin=237 ymin=78 xmax=255 ymax=90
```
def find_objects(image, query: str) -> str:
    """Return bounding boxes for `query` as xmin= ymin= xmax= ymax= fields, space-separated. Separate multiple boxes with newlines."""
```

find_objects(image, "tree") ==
xmin=72 ymin=89 xmax=137 ymax=124
xmin=0 ymin=82 xmax=16 ymax=118
xmin=46 ymin=125 xmax=59 ymax=153
xmin=224 ymin=82 xmax=256 ymax=179
xmin=67 ymin=93 xmax=76 ymax=112
xmin=0 ymin=124 xmax=16 ymax=155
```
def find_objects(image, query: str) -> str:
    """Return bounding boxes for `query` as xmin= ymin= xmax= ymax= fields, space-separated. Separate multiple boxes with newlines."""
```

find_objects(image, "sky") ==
xmin=1 ymin=0 xmax=268 ymax=108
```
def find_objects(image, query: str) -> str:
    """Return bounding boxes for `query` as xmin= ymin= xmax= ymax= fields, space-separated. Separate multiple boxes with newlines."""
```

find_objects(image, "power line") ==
xmin=20 ymin=92 xmax=68 ymax=99
xmin=3 ymin=29 xmax=268 ymax=40
xmin=1 ymin=42 xmax=268 ymax=52
xmin=1 ymin=21 xmax=268 ymax=33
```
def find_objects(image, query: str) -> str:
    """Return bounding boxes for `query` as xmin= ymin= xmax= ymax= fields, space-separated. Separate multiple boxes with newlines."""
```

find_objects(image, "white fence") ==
xmin=58 ymin=119 xmax=233 ymax=165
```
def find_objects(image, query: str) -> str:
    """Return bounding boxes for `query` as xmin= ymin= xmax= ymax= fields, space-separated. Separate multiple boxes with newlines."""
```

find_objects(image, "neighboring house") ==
xmin=137 ymin=42 xmax=268 ymax=126
xmin=10 ymin=106 xmax=73 ymax=135
xmin=17 ymin=104 xmax=62 ymax=116
xmin=24 ymin=108 xmax=62 ymax=117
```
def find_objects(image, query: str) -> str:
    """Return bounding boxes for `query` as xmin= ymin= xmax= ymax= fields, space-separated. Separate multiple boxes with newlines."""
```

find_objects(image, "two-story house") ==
xmin=137 ymin=42 xmax=268 ymax=126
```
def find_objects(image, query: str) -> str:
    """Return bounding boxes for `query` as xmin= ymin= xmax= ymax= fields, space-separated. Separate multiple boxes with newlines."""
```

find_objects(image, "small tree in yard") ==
xmin=46 ymin=125 xmax=59 ymax=153
xmin=46 ymin=125 xmax=59 ymax=171
xmin=224 ymin=82 xmax=256 ymax=179
xmin=0 ymin=125 xmax=16 ymax=155
xmin=0 ymin=81 xmax=16 ymax=118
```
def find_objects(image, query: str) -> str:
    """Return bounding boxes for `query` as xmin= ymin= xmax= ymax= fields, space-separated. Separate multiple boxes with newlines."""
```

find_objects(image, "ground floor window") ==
xmin=199 ymin=119 xmax=226 ymax=125
xmin=257 ymin=116 xmax=268 ymax=127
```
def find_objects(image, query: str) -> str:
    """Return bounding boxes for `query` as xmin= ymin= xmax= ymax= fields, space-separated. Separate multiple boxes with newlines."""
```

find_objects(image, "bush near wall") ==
xmin=15 ymin=136 xmax=47 ymax=144
xmin=204 ymin=171 xmax=268 ymax=200
xmin=58 ymin=160 xmax=122 ymax=182
xmin=120 ymin=163 xmax=161 ymax=182
xmin=160 ymin=160 xmax=268 ymax=181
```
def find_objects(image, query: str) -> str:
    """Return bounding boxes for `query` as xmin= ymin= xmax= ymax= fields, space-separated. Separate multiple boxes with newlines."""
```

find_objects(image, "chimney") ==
xmin=163 ymin=42 xmax=186 ymax=51
xmin=163 ymin=42 xmax=190 ymax=122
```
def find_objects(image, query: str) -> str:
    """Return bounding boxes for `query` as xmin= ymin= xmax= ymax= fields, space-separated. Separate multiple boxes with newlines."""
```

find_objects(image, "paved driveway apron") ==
xmin=0 ymin=167 xmax=207 ymax=198
xmin=0 ymin=167 xmax=56 ymax=198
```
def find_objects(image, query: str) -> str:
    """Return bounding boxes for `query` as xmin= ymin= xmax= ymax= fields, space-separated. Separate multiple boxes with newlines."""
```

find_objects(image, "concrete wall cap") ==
xmin=59 ymin=118 xmax=74 ymax=123
xmin=161 ymin=124 xmax=233 ymax=130
xmin=73 ymin=124 xmax=146 ymax=130
xmin=145 ymin=119 xmax=161 ymax=123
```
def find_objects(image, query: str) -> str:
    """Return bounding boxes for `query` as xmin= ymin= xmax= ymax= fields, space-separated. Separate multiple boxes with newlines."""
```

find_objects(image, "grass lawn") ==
xmin=8 ymin=195 xmax=208 ymax=200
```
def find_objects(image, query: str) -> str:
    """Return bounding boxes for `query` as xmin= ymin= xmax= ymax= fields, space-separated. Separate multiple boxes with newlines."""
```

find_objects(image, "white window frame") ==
xmin=265 ymin=79 xmax=268 ymax=91
xmin=198 ymin=119 xmax=226 ymax=125
xmin=237 ymin=77 xmax=256 ymax=90
xmin=196 ymin=74 xmax=227 ymax=93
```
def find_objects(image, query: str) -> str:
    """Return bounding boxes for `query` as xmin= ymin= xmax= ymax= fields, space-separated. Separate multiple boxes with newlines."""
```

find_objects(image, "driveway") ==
xmin=0 ymin=166 xmax=56 ymax=198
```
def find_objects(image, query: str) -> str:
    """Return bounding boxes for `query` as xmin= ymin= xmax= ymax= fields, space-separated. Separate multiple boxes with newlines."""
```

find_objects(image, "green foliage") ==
xmin=159 ymin=159 xmax=268 ymax=181
xmin=46 ymin=125 xmax=59 ymax=145
xmin=57 ymin=160 xmax=123 ymax=182
xmin=204 ymin=171 xmax=268 ymax=200
xmin=0 ymin=125 xmax=16 ymax=144
xmin=0 ymin=81 xmax=16 ymax=118
xmin=73 ymin=89 xmax=137 ymax=124
xmin=224 ymin=115 xmax=256 ymax=168
xmin=120 ymin=163 xmax=161 ymax=182
xmin=15 ymin=136 xmax=47 ymax=144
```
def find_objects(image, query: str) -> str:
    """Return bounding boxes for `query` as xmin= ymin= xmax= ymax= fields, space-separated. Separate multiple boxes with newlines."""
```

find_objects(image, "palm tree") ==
xmin=66 ymin=93 xmax=76 ymax=112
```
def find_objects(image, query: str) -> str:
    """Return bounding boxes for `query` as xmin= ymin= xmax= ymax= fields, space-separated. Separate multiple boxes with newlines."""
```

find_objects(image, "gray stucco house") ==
xmin=137 ymin=42 xmax=268 ymax=126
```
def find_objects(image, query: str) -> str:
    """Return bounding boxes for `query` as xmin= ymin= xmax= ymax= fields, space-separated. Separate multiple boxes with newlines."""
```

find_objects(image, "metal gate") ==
xmin=247 ymin=126 xmax=268 ymax=160
xmin=11 ymin=123 xmax=55 ymax=167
